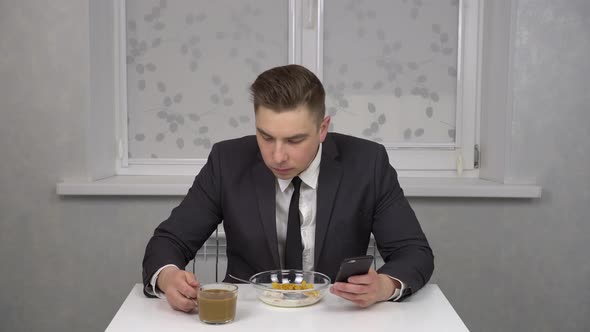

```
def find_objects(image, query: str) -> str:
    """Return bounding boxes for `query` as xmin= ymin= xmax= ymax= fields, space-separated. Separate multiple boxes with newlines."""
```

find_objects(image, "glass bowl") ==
xmin=249 ymin=270 xmax=331 ymax=307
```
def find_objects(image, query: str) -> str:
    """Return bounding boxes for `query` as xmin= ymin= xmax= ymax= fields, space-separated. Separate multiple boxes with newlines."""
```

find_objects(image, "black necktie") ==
xmin=285 ymin=176 xmax=303 ymax=270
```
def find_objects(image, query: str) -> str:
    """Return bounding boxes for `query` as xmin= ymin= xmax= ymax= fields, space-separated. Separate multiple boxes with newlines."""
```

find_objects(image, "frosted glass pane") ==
xmin=126 ymin=0 xmax=289 ymax=159
xmin=324 ymin=0 xmax=459 ymax=145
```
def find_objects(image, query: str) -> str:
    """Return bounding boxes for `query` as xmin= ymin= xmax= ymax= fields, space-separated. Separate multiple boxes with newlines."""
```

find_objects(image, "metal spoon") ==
xmin=229 ymin=274 xmax=308 ymax=299
xmin=228 ymin=274 xmax=254 ymax=284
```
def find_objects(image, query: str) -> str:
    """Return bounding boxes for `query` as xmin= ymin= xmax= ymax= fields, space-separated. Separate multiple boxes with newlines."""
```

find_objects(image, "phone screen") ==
xmin=334 ymin=255 xmax=374 ymax=283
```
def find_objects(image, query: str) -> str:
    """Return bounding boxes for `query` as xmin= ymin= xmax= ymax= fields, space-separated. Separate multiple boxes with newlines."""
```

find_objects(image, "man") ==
xmin=142 ymin=64 xmax=434 ymax=312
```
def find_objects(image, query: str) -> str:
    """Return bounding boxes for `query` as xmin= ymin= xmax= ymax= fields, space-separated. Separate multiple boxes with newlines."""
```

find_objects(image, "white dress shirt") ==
xmin=149 ymin=144 xmax=404 ymax=300
xmin=275 ymin=144 xmax=322 ymax=271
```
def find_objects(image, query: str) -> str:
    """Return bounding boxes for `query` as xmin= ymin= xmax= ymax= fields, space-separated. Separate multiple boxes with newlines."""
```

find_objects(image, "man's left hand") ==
xmin=329 ymin=268 xmax=400 ymax=308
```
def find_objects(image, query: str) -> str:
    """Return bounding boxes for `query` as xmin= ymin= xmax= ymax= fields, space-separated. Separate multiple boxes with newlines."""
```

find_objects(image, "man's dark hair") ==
xmin=249 ymin=64 xmax=326 ymax=126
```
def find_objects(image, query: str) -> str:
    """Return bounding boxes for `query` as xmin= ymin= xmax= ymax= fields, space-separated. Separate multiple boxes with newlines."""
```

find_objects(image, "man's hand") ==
xmin=329 ymin=268 xmax=400 ymax=308
xmin=156 ymin=266 xmax=200 ymax=312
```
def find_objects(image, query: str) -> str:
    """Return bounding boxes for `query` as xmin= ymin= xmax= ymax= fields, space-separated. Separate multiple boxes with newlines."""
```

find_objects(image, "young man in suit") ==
xmin=142 ymin=64 xmax=434 ymax=312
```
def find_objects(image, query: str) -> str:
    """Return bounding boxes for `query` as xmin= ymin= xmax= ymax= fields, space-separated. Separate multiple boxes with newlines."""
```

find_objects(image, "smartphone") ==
xmin=334 ymin=255 xmax=374 ymax=283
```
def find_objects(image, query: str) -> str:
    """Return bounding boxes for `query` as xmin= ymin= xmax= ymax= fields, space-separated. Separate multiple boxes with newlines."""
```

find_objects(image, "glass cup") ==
xmin=197 ymin=283 xmax=238 ymax=324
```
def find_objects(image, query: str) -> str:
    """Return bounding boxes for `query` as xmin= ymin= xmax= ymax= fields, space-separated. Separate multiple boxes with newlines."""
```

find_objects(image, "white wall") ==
xmin=1 ymin=1 xmax=589 ymax=331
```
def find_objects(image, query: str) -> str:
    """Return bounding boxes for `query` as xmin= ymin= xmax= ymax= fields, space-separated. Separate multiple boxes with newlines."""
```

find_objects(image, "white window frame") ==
xmin=295 ymin=0 xmax=481 ymax=177
xmin=58 ymin=0 xmax=542 ymax=197
xmin=112 ymin=0 xmax=482 ymax=177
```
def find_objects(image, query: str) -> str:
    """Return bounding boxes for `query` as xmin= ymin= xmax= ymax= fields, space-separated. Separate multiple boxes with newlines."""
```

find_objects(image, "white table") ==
xmin=106 ymin=284 xmax=469 ymax=331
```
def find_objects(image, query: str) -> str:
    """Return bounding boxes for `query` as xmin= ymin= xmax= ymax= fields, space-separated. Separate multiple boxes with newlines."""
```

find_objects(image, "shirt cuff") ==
xmin=384 ymin=275 xmax=406 ymax=301
xmin=148 ymin=264 xmax=179 ymax=299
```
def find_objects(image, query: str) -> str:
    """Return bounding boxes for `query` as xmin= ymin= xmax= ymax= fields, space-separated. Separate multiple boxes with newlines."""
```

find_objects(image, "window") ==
xmin=59 ymin=0 xmax=542 ymax=198
xmin=321 ymin=0 xmax=478 ymax=172
xmin=120 ymin=0 xmax=290 ymax=175
xmin=113 ymin=0 xmax=482 ymax=176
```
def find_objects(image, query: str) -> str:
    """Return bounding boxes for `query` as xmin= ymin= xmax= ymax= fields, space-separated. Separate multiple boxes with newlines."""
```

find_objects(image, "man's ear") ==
xmin=319 ymin=116 xmax=331 ymax=142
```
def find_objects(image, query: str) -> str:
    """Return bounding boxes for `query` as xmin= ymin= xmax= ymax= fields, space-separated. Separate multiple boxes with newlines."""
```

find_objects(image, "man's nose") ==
xmin=272 ymin=143 xmax=288 ymax=164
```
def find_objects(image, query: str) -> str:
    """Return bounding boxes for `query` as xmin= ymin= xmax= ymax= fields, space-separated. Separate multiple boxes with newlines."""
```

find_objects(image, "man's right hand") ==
xmin=156 ymin=266 xmax=200 ymax=312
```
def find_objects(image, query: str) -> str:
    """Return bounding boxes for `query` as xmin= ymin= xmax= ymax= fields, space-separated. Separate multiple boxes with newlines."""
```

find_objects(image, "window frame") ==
xmin=60 ymin=0 xmax=544 ymax=197
xmin=112 ymin=0 xmax=482 ymax=177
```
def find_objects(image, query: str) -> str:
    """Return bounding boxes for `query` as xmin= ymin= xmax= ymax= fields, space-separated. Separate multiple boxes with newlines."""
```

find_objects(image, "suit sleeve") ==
xmin=371 ymin=144 xmax=434 ymax=299
xmin=142 ymin=144 xmax=224 ymax=296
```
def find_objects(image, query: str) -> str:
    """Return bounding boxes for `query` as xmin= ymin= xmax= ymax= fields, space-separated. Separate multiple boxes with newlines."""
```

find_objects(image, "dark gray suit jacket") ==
xmin=142 ymin=133 xmax=433 ymax=299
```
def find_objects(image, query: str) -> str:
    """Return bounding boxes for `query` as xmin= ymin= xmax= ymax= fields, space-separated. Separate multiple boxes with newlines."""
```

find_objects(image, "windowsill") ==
xmin=56 ymin=175 xmax=542 ymax=198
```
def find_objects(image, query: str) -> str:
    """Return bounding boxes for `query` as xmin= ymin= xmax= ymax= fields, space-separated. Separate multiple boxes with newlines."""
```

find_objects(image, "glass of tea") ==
xmin=197 ymin=283 xmax=238 ymax=324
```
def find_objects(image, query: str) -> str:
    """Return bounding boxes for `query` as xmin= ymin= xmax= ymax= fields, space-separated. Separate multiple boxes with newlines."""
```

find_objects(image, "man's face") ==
xmin=255 ymin=105 xmax=330 ymax=179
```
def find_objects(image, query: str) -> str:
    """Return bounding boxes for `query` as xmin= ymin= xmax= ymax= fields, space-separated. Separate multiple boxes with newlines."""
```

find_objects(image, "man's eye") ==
xmin=263 ymin=136 xmax=273 ymax=141
xmin=288 ymin=139 xmax=304 ymax=144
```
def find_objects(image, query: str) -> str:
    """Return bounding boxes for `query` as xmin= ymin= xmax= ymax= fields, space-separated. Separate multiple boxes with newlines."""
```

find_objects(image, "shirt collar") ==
xmin=277 ymin=144 xmax=322 ymax=192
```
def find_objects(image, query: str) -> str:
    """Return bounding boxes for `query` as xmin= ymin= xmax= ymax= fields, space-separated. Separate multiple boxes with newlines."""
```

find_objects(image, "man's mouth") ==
xmin=272 ymin=167 xmax=292 ymax=174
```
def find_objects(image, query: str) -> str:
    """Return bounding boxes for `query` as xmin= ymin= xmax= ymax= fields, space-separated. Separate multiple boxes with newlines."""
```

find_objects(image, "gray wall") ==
xmin=1 ymin=1 xmax=589 ymax=331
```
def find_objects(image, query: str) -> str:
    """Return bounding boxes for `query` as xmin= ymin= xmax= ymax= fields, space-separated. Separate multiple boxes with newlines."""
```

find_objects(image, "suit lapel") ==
xmin=314 ymin=135 xmax=343 ymax=265
xmin=252 ymin=161 xmax=281 ymax=269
